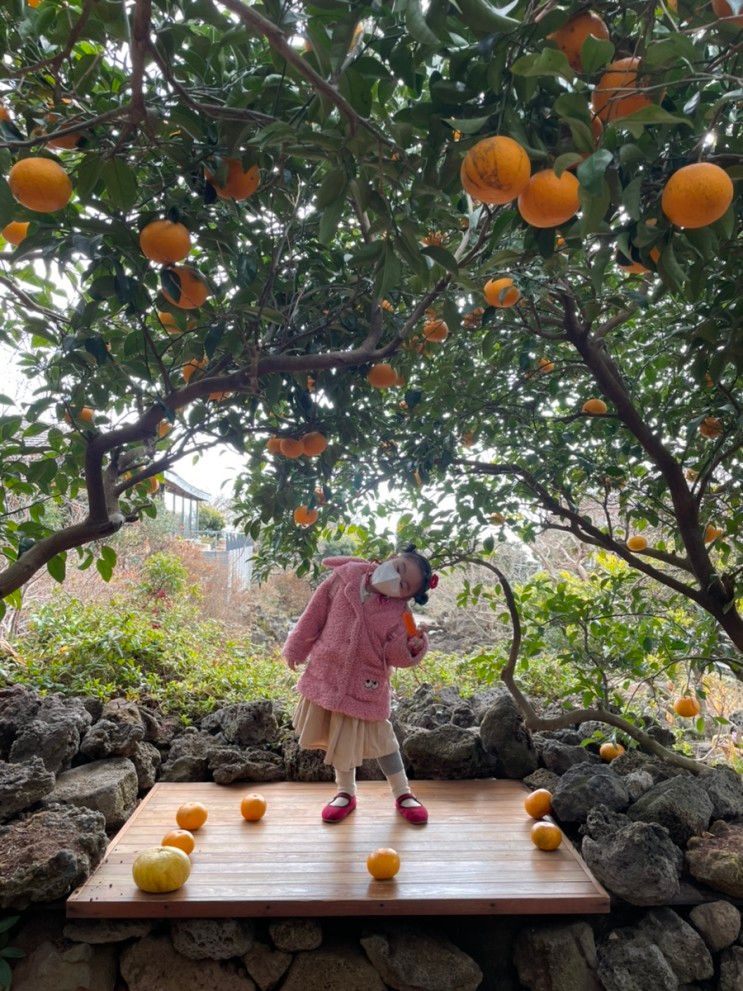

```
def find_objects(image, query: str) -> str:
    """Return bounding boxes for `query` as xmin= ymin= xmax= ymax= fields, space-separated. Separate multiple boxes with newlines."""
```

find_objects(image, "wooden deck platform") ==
xmin=67 ymin=780 xmax=609 ymax=918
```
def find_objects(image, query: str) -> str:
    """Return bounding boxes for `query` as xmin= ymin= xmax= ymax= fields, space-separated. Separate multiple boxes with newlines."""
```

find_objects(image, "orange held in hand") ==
xmin=176 ymin=801 xmax=208 ymax=831
xmin=530 ymin=822 xmax=563 ymax=851
xmin=240 ymin=793 xmax=267 ymax=821
xmin=524 ymin=789 xmax=552 ymax=819
xmin=161 ymin=828 xmax=195 ymax=855
xmin=367 ymin=847 xmax=400 ymax=880
xmin=403 ymin=610 xmax=418 ymax=638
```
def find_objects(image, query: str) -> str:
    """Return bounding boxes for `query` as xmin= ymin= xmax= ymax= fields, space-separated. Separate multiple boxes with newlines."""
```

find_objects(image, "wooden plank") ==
xmin=67 ymin=780 xmax=610 ymax=918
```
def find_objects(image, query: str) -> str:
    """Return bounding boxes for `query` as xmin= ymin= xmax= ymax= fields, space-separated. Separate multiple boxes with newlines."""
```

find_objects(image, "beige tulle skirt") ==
xmin=292 ymin=696 xmax=398 ymax=772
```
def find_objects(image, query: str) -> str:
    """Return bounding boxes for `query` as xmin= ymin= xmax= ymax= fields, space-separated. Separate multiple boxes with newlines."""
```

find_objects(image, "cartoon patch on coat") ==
xmin=364 ymin=678 xmax=380 ymax=691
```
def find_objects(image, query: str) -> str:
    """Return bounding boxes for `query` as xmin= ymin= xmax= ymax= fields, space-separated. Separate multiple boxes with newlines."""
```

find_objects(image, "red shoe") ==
xmin=396 ymin=793 xmax=428 ymax=825
xmin=322 ymin=792 xmax=357 ymax=823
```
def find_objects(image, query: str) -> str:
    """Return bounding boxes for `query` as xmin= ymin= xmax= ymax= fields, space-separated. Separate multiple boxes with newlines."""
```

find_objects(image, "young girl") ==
xmin=283 ymin=544 xmax=437 ymax=824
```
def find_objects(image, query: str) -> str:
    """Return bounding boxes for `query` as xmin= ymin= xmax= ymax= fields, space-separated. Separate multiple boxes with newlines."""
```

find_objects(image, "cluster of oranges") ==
xmin=266 ymin=432 xmax=328 ymax=459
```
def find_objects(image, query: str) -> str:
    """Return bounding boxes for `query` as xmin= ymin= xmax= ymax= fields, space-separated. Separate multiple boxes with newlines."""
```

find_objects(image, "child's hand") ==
xmin=408 ymin=635 xmax=425 ymax=654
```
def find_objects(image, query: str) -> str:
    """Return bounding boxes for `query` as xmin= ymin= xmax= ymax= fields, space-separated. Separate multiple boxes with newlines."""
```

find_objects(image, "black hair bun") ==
xmin=414 ymin=591 xmax=429 ymax=606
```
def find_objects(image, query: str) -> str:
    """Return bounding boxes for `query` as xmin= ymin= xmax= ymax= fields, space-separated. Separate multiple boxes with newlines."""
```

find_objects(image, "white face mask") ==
xmin=371 ymin=559 xmax=401 ymax=597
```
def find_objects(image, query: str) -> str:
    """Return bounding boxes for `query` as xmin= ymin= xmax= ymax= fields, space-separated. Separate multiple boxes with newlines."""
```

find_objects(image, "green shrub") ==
xmin=198 ymin=505 xmax=226 ymax=532
xmin=138 ymin=552 xmax=189 ymax=599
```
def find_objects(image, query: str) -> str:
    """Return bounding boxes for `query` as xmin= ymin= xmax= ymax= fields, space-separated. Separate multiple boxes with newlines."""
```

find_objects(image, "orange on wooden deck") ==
xmin=66 ymin=780 xmax=609 ymax=918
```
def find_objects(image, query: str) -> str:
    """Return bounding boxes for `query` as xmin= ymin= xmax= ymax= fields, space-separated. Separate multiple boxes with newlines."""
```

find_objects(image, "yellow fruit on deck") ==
xmin=600 ymin=742 xmax=625 ymax=762
xmin=301 ymin=432 xmax=328 ymax=457
xmin=531 ymin=822 xmax=563 ymax=851
xmin=524 ymin=789 xmax=552 ymax=819
xmin=367 ymin=847 xmax=400 ymax=880
xmin=518 ymin=170 xmax=580 ymax=228
xmin=280 ymin=438 xmax=305 ymax=459
xmin=206 ymin=158 xmax=260 ymax=200
xmin=699 ymin=416 xmax=723 ymax=439
xmin=162 ymin=266 xmax=209 ymax=310
xmin=582 ymin=398 xmax=608 ymax=415
xmin=367 ymin=363 xmax=398 ymax=389
xmin=240 ymin=794 xmax=267 ymax=821
xmin=176 ymin=801 xmax=208 ymax=830
xmin=548 ymin=11 xmax=610 ymax=72
xmin=591 ymin=58 xmax=652 ymax=123
xmin=460 ymin=136 xmax=531 ymax=205
xmin=161 ymin=829 xmax=195 ymax=855
xmin=484 ymin=277 xmax=520 ymax=308
xmin=423 ymin=319 xmax=449 ymax=342
xmin=293 ymin=505 xmax=319 ymax=527
xmin=661 ymin=163 xmax=734 ymax=230
xmin=704 ymin=525 xmax=723 ymax=543
xmin=140 ymin=219 xmax=191 ymax=265
xmin=674 ymin=696 xmax=701 ymax=718
xmin=133 ymin=846 xmax=191 ymax=893
xmin=8 ymin=157 xmax=72 ymax=213
xmin=2 ymin=221 xmax=29 ymax=245
xmin=626 ymin=536 xmax=647 ymax=552
xmin=712 ymin=0 xmax=743 ymax=25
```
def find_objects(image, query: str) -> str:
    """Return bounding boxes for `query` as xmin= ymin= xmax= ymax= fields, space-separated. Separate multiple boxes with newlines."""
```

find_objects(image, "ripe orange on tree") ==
xmin=2 ymin=221 xmax=29 ymax=245
xmin=240 ymin=793 xmax=267 ymax=822
xmin=661 ymin=163 xmax=734 ymax=230
xmin=208 ymin=390 xmax=232 ymax=402
xmin=367 ymin=847 xmax=400 ymax=880
xmin=293 ymin=505 xmax=319 ymax=527
xmin=380 ymin=298 xmax=395 ymax=312
xmin=582 ymin=398 xmax=608 ymax=415
xmin=626 ymin=535 xmax=648 ymax=552
xmin=531 ymin=822 xmax=563 ymax=851
xmin=205 ymin=158 xmax=260 ymax=200
xmin=266 ymin=436 xmax=283 ymax=454
xmin=699 ymin=416 xmax=723 ymax=439
xmin=301 ymin=431 xmax=328 ymax=457
xmin=548 ymin=11 xmax=610 ymax=72
xmin=600 ymin=742 xmax=625 ymax=762
xmin=148 ymin=476 xmax=161 ymax=494
xmin=704 ymin=525 xmax=723 ymax=543
xmin=367 ymin=363 xmax=398 ymax=389
xmin=44 ymin=114 xmax=83 ymax=150
xmin=423 ymin=318 xmax=449 ymax=342
xmin=518 ymin=170 xmax=580 ymax=228
xmin=591 ymin=58 xmax=653 ymax=123
xmin=157 ymin=420 xmax=172 ymax=438
xmin=176 ymin=801 xmax=208 ymax=830
xmin=460 ymin=135 xmax=531 ymax=205
xmin=8 ymin=157 xmax=72 ymax=213
xmin=140 ymin=219 xmax=191 ymax=265
xmin=674 ymin=696 xmax=701 ymax=718
xmin=162 ymin=266 xmax=209 ymax=310
xmin=64 ymin=406 xmax=95 ymax=426
xmin=537 ymin=357 xmax=555 ymax=374
xmin=484 ymin=277 xmax=520 ymax=308
xmin=524 ymin=789 xmax=552 ymax=819
xmin=182 ymin=357 xmax=207 ymax=383
xmin=161 ymin=828 xmax=195 ymax=855
xmin=712 ymin=0 xmax=743 ymax=25
xmin=280 ymin=437 xmax=305 ymax=458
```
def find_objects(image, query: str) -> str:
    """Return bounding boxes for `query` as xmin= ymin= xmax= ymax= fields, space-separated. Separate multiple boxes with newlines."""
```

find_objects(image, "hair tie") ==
xmin=428 ymin=574 xmax=439 ymax=589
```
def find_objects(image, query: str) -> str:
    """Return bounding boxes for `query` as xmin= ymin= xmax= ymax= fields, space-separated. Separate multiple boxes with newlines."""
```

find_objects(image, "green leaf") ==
xmin=577 ymin=149 xmax=613 ymax=195
xmin=579 ymin=180 xmax=611 ymax=235
xmin=406 ymin=0 xmax=440 ymax=46
xmin=101 ymin=160 xmax=138 ymax=212
xmin=420 ymin=244 xmax=459 ymax=273
xmin=619 ymin=106 xmax=694 ymax=138
xmin=580 ymin=36 xmax=615 ymax=74
xmin=510 ymin=49 xmax=574 ymax=81
xmin=315 ymin=169 xmax=347 ymax=209
xmin=47 ymin=553 xmax=67 ymax=583
xmin=445 ymin=114 xmax=492 ymax=135
xmin=554 ymin=153 xmax=584 ymax=177
xmin=454 ymin=0 xmax=520 ymax=36
xmin=318 ymin=196 xmax=345 ymax=244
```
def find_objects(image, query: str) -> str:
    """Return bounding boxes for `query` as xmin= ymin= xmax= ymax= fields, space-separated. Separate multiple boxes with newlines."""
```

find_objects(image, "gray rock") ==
xmin=139 ymin=705 xmax=179 ymax=747
xmin=551 ymin=763 xmax=630 ymax=824
xmin=131 ymin=740 xmax=162 ymax=791
xmin=624 ymin=770 xmax=656 ymax=803
xmin=361 ymin=926 xmax=483 ymax=991
xmin=242 ymin=940 xmax=292 ymax=990
xmin=0 ymin=803 xmax=106 ymax=909
xmin=581 ymin=807 xmax=683 ymax=906
xmin=0 ymin=685 xmax=40 ymax=756
xmin=269 ymin=918 xmax=322 ymax=952
xmin=8 ymin=696 xmax=92 ymax=773
xmin=208 ymin=746 xmax=285 ymax=785
xmin=201 ymin=701 xmax=279 ymax=747
xmin=280 ymin=944 xmax=385 ymax=991
xmin=610 ymin=751 xmax=681 ymax=783
xmin=540 ymin=739 xmax=598 ymax=775
xmin=0 ymin=757 xmax=55 ymax=822
xmin=63 ymin=918 xmax=154 ymax=943
xmin=10 ymin=938 xmax=117 ymax=991
xmin=636 ymin=908 xmax=713 ymax=984
xmin=160 ymin=730 xmax=223 ymax=781
xmin=394 ymin=684 xmax=463 ymax=730
xmin=451 ymin=703 xmax=476 ymax=727
xmin=43 ymin=757 xmax=138 ymax=829
xmin=523 ymin=768 xmax=561 ymax=793
xmin=597 ymin=928 xmax=678 ymax=991
xmin=479 ymin=690 xmax=539 ymax=778
xmin=699 ymin=765 xmax=743 ymax=820
xmin=538 ymin=728 xmax=584 ymax=746
xmin=79 ymin=717 xmax=144 ymax=759
xmin=719 ymin=946 xmax=743 ymax=991
xmin=120 ymin=934 xmax=255 ymax=990
xmin=689 ymin=901 xmax=741 ymax=952
xmin=512 ymin=922 xmax=602 ymax=991
xmin=79 ymin=695 xmax=104 ymax=722
xmin=686 ymin=820 xmax=743 ymax=898
xmin=171 ymin=918 xmax=255 ymax=959
xmin=402 ymin=724 xmax=499 ymax=779
xmin=628 ymin=775 xmax=713 ymax=847
xmin=282 ymin=735 xmax=334 ymax=782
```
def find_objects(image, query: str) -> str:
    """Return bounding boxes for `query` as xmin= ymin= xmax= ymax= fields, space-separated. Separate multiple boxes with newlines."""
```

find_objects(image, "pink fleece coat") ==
xmin=282 ymin=556 xmax=429 ymax=721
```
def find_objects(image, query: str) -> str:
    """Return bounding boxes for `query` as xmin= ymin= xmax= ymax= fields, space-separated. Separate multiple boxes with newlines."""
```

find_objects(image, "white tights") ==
xmin=329 ymin=751 xmax=421 ymax=808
